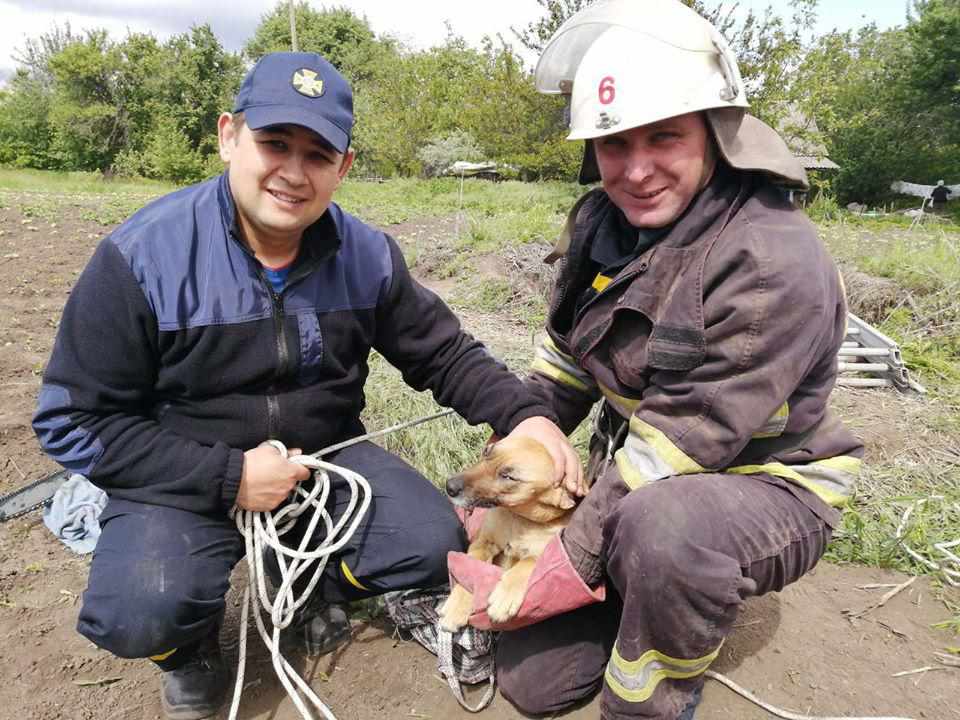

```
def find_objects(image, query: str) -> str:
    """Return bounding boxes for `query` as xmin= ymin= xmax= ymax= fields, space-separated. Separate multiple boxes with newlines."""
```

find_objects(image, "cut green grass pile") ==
xmin=821 ymin=221 xmax=960 ymax=408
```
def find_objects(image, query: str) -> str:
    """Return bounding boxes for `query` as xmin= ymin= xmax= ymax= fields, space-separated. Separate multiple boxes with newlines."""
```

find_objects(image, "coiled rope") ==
xmin=229 ymin=441 xmax=371 ymax=720
xmin=226 ymin=409 xmax=453 ymax=720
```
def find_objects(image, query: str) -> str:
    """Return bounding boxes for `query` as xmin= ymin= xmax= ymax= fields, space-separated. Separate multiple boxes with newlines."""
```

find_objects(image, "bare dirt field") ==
xmin=0 ymin=195 xmax=957 ymax=720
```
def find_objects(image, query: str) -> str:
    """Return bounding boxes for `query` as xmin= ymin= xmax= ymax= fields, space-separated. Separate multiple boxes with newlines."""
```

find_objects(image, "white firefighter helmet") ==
xmin=535 ymin=0 xmax=807 ymax=188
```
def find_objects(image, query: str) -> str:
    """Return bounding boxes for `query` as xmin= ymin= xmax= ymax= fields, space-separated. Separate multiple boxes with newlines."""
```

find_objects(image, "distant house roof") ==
xmin=796 ymin=155 xmax=840 ymax=170
xmin=777 ymin=105 xmax=839 ymax=172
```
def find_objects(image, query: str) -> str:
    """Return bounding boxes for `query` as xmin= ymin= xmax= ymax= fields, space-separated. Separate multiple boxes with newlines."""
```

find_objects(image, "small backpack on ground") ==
xmin=383 ymin=585 xmax=497 ymax=712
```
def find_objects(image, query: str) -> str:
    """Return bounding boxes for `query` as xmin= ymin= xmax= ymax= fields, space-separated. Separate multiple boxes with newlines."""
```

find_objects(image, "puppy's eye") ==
xmin=498 ymin=467 xmax=518 ymax=482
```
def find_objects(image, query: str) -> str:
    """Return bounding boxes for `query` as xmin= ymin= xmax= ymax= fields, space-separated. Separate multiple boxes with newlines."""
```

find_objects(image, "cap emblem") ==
xmin=292 ymin=68 xmax=324 ymax=98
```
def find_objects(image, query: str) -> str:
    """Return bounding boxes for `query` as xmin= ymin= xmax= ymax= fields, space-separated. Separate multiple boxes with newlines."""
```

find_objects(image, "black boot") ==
xmin=156 ymin=630 xmax=229 ymax=720
xmin=296 ymin=601 xmax=352 ymax=656
xmin=264 ymin=547 xmax=352 ymax=656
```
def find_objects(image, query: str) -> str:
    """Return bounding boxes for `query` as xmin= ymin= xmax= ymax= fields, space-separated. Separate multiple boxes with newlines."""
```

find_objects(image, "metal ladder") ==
xmin=837 ymin=313 xmax=925 ymax=393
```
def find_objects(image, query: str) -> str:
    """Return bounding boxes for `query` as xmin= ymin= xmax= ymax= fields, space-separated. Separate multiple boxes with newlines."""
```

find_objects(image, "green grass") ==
xmin=821 ymin=222 xmax=960 ymax=401
xmin=0 ymin=167 xmax=174 ymax=225
xmin=0 ymin=167 xmax=174 ymax=195
xmin=360 ymin=351 xmax=592 ymax=489
xmin=337 ymin=176 xmax=581 ymax=248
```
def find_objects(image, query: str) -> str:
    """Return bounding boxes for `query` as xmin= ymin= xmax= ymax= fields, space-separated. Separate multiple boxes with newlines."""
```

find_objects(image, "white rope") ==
xmin=706 ymin=671 xmax=916 ymax=720
xmin=228 ymin=440 xmax=372 ymax=720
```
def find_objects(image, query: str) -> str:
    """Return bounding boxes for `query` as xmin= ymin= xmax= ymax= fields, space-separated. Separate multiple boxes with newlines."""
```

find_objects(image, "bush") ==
xmin=417 ymin=130 xmax=484 ymax=178
xmin=111 ymin=147 xmax=150 ymax=178
xmin=509 ymin=134 xmax=582 ymax=182
xmin=145 ymin=117 xmax=207 ymax=185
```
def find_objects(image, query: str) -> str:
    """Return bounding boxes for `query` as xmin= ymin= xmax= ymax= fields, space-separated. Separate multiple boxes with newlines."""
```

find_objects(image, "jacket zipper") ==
xmin=255 ymin=267 xmax=289 ymax=439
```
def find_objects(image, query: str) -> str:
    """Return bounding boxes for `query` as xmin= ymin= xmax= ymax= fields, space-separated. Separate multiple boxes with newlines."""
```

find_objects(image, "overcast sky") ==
xmin=0 ymin=0 xmax=913 ymax=85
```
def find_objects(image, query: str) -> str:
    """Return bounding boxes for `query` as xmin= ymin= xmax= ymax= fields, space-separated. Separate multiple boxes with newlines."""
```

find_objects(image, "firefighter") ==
xmin=450 ymin=2 xmax=864 ymax=718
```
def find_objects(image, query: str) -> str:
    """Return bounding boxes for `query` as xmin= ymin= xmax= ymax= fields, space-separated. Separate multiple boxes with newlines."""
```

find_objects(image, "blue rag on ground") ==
xmin=43 ymin=474 xmax=107 ymax=554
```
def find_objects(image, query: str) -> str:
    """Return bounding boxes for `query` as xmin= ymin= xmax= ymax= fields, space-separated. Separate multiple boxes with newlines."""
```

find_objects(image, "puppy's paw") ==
xmin=439 ymin=585 xmax=473 ymax=632
xmin=487 ymin=580 xmax=525 ymax=623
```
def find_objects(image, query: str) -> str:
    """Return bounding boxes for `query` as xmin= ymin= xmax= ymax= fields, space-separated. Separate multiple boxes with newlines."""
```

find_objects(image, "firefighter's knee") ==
xmin=499 ymin=667 xmax=565 ymax=715
xmin=603 ymin=477 xmax=749 ymax=611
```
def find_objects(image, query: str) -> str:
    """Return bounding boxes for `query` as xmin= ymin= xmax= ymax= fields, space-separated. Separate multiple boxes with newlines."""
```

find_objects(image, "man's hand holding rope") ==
xmin=238 ymin=443 xmax=312 ymax=511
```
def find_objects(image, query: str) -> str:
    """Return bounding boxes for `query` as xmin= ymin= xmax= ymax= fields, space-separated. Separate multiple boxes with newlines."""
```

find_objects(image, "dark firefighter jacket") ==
xmin=527 ymin=165 xmax=864 ymax=581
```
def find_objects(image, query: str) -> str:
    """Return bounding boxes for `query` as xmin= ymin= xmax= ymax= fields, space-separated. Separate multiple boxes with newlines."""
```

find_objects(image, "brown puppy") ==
xmin=439 ymin=435 xmax=576 ymax=631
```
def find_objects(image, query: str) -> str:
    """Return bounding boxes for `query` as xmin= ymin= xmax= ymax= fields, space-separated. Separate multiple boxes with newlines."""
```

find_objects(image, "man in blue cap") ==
xmin=33 ymin=52 xmax=579 ymax=719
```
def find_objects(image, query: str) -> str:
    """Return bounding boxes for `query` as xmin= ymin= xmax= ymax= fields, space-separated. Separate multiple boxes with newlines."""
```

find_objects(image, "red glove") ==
xmin=446 ymin=535 xmax=605 ymax=631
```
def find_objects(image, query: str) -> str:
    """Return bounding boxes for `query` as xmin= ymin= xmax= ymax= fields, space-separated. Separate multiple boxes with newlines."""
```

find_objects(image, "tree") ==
xmin=904 ymin=0 xmax=960 ymax=112
xmin=0 ymin=71 xmax=57 ymax=168
xmin=45 ymin=31 xmax=125 ymax=171
xmin=796 ymin=0 xmax=960 ymax=204
xmin=11 ymin=22 xmax=79 ymax=82
xmin=511 ymin=0 xmax=592 ymax=53
xmin=158 ymin=26 xmax=244 ymax=153
xmin=244 ymin=3 xmax=395 ymax=86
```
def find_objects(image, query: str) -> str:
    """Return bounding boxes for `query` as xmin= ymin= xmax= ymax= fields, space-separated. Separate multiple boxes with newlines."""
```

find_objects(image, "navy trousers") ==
xmin=77 ymin=441 xmax=466 ymax=659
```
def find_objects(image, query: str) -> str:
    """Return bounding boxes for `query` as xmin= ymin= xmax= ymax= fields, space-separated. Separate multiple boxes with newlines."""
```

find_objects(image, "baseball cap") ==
xmin=233 ymin=52 xmax=354 ymax=153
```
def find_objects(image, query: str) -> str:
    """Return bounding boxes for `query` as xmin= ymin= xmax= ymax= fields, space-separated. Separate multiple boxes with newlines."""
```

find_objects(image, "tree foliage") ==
xmin=511 ymin=0 xmax=593 ymax=52
xmin=0 ymin=23 xmax=241 ymax=180
xmin=0 ymin=1 xmax=955 ymax=193
xmin=796 ymin=0 xmax=960 ymax=202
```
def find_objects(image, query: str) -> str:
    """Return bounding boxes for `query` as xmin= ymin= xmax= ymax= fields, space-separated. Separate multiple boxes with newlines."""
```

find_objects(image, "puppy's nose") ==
xmin=445 ymin=475 xmax=464 ymax=498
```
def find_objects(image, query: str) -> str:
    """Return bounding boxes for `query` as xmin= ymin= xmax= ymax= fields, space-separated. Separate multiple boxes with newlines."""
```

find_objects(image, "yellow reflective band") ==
xmin=727 ymin=463 xmax=850 ymax=507
xmin=630 ymin=417 xmax=705 ymax=476
xmin=613 ymin=418 xmax=706 ymax=490
xmin=752 ymin=401 xmax=789 ymax=439
xmin=592 ymin=273 xmax=612 ymax=292
xmin=812 ymin=455 xmax=862 ymax=475
xmin=614 ymin=447 xmax=648 ymax=490
xmin=340 ymin=560 xmax=369 ymax=592
xmin=149 ymin=648 xmax=177 ymax=662
xmin=598 ymin=383 xmax=641 ymax=419
xmin=542 ymin=334 xmax=574 ymax=362
xmin=531 ymin=357 xmax=591 ymax=392
xmin=605 ymin=643 xmax=721 ymax=703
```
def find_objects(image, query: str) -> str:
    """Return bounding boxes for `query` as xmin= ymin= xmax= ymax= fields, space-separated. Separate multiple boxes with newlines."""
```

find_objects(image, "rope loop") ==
xmin=229 ymin=440 xmax=372 ymax=720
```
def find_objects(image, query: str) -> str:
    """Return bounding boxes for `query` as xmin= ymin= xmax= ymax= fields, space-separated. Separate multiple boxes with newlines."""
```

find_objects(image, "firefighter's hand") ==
xmin=237 ymin=444 xmax=311 ymax=511
xmin=507 ymin=416 xmax=586 ymax=497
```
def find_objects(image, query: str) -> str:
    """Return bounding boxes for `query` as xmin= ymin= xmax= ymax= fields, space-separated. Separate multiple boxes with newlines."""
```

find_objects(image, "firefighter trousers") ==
xmin=497 ymin=472 xmax=833 ymax=720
